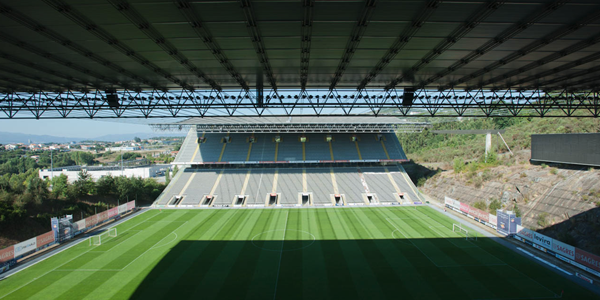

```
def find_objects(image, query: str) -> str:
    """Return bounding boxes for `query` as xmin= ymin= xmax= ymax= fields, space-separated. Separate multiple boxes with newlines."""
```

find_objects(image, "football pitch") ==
xmin=0 ymin=206 xmax=597 ymax=300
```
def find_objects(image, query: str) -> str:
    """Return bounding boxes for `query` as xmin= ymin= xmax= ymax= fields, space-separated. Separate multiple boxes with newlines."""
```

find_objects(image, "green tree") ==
xmin=453 ymin=158 xmax=465 ymax=173
xmin=74 ymin=170 xmax=94 ymax=196
xmin=25 ymin=176 xmax=48 ymax=205
xmin=96 ymin=175 xmax=116 ymax=196
xmin=488 ymin=199 xmax=502 ymax=214
xmin=50 ymin=174 xmax=69 ymax=199
xmin=134 ymin=137 xmax=142 ymax=143
xmin=513 ymin=204 xmax=522 ymax=217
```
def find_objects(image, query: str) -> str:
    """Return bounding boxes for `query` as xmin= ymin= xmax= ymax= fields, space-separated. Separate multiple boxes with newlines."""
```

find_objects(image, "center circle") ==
xmin=251 ymin=229 xmax=316 ymax=252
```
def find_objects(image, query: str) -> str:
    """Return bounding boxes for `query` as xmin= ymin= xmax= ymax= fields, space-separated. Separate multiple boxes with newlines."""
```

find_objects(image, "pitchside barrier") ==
xmin=444 ymin=196 xmax=600 ymax=279
xmin=0 ymin=200 xmax=136 ymax=275
xmin=515 ymin=224 xmax=600 ymax=279
xmin=444 ymin=197 xmax=497 ymax=230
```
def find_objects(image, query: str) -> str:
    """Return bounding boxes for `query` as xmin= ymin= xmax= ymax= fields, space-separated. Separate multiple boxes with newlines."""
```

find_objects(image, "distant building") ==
xmin=39 ymin=164 xmax=168 ymax=183
xmin=107 ymin=146 xmax=140 ymax=152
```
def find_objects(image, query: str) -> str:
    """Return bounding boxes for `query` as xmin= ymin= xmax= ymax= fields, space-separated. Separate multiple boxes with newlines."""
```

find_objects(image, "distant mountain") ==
xmin=0 ymin=131 xmax=186 ymax=144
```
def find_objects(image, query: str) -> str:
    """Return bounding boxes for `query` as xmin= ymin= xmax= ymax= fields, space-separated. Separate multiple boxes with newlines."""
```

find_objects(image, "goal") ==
xmin=453 ymin=224 xmax=477 ymax=241
xmin=88 ymin=228 xmax=118 ymax=246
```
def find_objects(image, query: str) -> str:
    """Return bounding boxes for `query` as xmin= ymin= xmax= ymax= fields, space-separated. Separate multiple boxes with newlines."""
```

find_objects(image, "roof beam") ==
xmin=560 ymin=73 xmax=600 ymax=90
xmin=240 ymin=0 xmax=277 ymax=90
xmin=0 ymin=51 xmax=97 ymax=90
xmin=0 ymin=65 xmax=69 ymax=91
xmin=105 ymin=0 xmax=220 ymax=91
xmin=330 ymin=0 xmax=378 ymax=90
xmin=0 ymin=33 xmax=109 ymax=89
xmin=474 ymin=32 xmax=600 ymax=90
xmin=361 ymin=0 xmax=442 ymax=90
xmin=420 ymin=0 xmax=569 ymax=89
xmin=529 ymin=63 xmax=600 ymax=89
xmin=300 ymin=0 xmax=314 ymax=90
xmin=0 ymin=2 xmax=145 ymax=90
xmin=381 ymin=0 xmax=502 ymax=90
xmin=0 ymin=75 xmax=45 ymax=91
xmin=445 ymin=7 xmax=600 ymax=90
xmin=175 ymin=0 xmax=249 ymax=91
xmin=43 ymin=0 xmax=180 ymax=91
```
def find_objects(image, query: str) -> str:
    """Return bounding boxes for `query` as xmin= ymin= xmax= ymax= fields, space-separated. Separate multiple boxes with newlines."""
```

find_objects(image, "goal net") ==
xmin=453 ymin=224 xmax=477 ymax=240
xmin=88 ymin=228 xmax=118 ymax=246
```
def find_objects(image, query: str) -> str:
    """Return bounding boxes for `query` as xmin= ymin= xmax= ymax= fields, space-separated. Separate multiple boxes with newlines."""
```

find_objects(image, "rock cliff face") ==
xmin=420 ymin=151 xmax=600 ymax=253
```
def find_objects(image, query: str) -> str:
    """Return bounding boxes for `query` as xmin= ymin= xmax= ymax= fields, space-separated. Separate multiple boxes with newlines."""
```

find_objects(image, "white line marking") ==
xmin=412 ymin=207 xmax=559 ymax=298
xmin=120 ymin=221 xmax=188 ymax=271
xmin=0 ymin=211 xmax=161 ymax=299
xmin=272 ymin=211 xmax=289 ymax=300
xmin=149 ymin=233 xmax=178 ymax=250
xmin=517 ymin=248 xmax=572 ymax=276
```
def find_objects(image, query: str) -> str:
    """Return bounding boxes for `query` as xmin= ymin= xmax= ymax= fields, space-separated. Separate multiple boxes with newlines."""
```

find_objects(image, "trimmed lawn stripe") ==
xmin=0 ymin=207 xmax=598 ymax=300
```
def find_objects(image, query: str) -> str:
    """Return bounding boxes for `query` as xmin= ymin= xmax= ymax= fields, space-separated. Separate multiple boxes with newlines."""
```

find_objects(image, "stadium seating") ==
xmin=156 ymin=165 xmax=419 ymax=207
xmin=174 ymin=131 xmax=407 ymax=164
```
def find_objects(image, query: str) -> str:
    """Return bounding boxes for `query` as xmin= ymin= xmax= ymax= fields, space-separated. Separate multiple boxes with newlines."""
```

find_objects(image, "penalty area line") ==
xmin=0 ymin=211 xmax=161 ymax=300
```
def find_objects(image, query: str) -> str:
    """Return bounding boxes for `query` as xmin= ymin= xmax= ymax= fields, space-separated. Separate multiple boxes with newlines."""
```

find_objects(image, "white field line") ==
xmin=413 ymin=208 xmax=560 ymax=298
xmin=58 ymin=221 xmax=189 ymax=273
xmin=0 ymin=210 xmax=161 ymax=299
xmin=272 ymin=211 xmax=289 ymax=300
xmin=387 ymin=216 xmax=504 ymax=268
xmin=119 ymin=221 xmax=189 ymax=271
xmin=517 ymin=248 xmax=572 ymax=276
xmin=385 ymin=218 xmax=442 ymax=268
xmin=149 ymin=233 xmax=178 ymax=250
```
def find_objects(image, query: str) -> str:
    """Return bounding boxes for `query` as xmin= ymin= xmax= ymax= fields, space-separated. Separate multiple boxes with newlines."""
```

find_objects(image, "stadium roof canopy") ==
xmin=1 ymin=0 xmax=600 ymax=119
xmin=152 ymin=116 xmax=431 ymax=133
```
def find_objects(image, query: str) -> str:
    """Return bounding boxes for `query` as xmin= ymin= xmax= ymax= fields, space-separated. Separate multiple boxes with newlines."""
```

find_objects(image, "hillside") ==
xmin=398 ymin=117 xmax=599 ymax=164
xmin=399 ymin=117 xmax=600 ymax=254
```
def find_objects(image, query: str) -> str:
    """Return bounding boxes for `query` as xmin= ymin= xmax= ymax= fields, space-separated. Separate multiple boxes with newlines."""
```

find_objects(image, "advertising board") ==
xmin=108 ymin=207 xmax=119 ymax=218
xmin=460 ymin=203 xmax=469 ymax=214
xmin=0 ymin=246 xmax=14 ymax=263
xmin=575 ymin=248 xmax=600 ymax=273
xmin=36 ymin=231 xmax=55 ymax=248
xmin=468 ymin=206 xmax=489 ymax=222
xmin=497 ymin=210 xmax=510 ymax=235
xmin=118 ymin=203 xmax=127 ymax=214
xmin=488 ymin=214 xmax=497 ymax=225
xmin=516 ymin=225 xmax=534 ymax=242
xmin=444 ymin=197 xmax=453 ymax=207
xmin=14 ymin=237 xmax=37 ymax=257
xmin=532 ymin=232 xmax=553 ymax=249
xmin=126 ymin=201 xmax=135 ymax=211
xmin=552 ymin=239 xmax=576 ymax=260
xmin=452 ymin=199 xmax=461 ymax=209
xmin=97 ymin=211 xmax=108 ymax=223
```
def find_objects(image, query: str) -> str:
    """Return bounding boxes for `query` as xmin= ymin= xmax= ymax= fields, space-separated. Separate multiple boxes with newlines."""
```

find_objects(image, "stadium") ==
xmin=1 ymin=0 xmax=600 ymax=299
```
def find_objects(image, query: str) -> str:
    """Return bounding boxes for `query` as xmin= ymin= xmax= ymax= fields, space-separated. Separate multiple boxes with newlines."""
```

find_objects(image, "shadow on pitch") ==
xmin=127 ymin=236 xmax=572 ymax=300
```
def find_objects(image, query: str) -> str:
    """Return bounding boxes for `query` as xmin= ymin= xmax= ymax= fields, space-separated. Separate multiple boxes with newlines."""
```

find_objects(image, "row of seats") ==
xmin=155 ymin=165 xmax=419 ymax=207
xmin=174 ymin=131 xmax=407 ymax=163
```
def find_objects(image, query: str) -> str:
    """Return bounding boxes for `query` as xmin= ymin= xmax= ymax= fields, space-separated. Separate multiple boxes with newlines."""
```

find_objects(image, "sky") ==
xmin=0 ymin=119 xmax=161 ymax=138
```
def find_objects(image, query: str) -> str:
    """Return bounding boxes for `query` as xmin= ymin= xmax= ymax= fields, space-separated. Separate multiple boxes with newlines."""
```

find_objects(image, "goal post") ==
xmin=88 ymin=228 xmax=118 ymax=246
xmin=453 ymin=223 xmax=477 ymax=241
xmin=89 ymin=235 xmax=101 ymax=246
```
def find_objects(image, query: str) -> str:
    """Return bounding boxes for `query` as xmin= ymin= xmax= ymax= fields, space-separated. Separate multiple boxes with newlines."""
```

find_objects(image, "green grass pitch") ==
xmin=0 ymin=206 xmax=597 ymax=299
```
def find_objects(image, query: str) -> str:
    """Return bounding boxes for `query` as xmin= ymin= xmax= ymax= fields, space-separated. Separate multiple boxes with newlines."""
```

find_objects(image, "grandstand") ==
xmin=154 ymin=116 xmax=418 ymax=208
